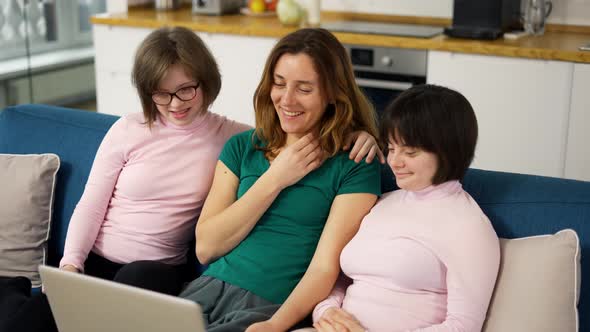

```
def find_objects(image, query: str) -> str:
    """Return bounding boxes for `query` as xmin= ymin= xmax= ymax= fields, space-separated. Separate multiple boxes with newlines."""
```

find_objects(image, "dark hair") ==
xmin=132 ymin=26 xmax=221 ymax=127
xmin=253 ymin=28 xmax=378 ymax=159
xmin=380 ymin=84 xmax=478 ymax=184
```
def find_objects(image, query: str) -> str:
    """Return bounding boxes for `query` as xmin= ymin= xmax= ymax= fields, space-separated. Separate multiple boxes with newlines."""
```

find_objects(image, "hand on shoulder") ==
xmin=344 ymin=130 xmax=385 ymax=164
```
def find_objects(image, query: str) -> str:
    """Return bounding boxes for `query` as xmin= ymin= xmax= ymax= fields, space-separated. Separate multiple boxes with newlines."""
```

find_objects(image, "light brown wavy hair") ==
xmin=132 ymin=26 xmax=221 ymax=128
xmin=253 ymin=28 xmax=378 ymax=159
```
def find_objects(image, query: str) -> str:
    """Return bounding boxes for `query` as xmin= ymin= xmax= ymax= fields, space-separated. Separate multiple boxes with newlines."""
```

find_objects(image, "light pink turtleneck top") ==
xmin=60 ymin=112 xmax=250 ymax=271
xmin=313 ymin=180 xmax=500 ymax=332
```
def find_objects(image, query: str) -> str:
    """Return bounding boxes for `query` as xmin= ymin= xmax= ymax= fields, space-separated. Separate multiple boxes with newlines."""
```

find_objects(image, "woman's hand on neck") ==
xmin=285 ymin=128 xmax=320 ymax=147
xmin=266 ymin=132 xmax=325 ymax=190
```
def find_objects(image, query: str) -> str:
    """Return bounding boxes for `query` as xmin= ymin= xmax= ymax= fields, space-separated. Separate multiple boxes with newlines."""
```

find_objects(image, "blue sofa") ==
xmin=1 ymin=104 xmax=589 ymax=330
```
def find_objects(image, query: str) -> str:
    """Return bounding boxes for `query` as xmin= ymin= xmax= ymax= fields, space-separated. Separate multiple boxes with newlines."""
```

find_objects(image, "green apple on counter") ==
xmin=277 ymin=0 xmax=303 ymax=26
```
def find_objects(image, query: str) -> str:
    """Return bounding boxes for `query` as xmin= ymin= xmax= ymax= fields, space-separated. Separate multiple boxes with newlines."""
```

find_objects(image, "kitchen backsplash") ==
xmin=321 ymin=0 xmax=590 ymax=26
xmin=321 ymin=0 xmax=453 ymax=18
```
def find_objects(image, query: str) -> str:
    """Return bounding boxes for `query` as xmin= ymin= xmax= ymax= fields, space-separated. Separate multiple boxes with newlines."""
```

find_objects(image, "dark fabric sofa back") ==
xmin=2 ymin=104 xmax=590 ymax=330
xmin=0 ymin=104 xmax=119 ymax=266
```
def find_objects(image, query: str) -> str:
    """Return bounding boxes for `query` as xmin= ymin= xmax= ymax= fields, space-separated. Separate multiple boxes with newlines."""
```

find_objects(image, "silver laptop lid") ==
xmin=39 ymin=265 xmax=205 ymax=332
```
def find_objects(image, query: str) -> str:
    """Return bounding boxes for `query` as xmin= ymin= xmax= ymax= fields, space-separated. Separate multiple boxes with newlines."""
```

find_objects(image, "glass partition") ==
xmin=0 ymin=0 xmax=106 ymax=111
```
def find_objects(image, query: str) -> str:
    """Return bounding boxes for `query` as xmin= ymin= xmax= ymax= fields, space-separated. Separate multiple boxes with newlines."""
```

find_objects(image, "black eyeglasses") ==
xmin=151 ymin=82 xmax=200 ymax=106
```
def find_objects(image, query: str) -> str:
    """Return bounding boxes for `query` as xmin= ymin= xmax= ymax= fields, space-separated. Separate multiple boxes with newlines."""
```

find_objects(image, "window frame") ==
xmin=0 ymin=0 xmax=105 ymax=62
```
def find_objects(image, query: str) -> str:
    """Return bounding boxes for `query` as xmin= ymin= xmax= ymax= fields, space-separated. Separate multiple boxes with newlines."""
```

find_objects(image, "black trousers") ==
xmin=0 ymin=252 xmax=187 ymax=332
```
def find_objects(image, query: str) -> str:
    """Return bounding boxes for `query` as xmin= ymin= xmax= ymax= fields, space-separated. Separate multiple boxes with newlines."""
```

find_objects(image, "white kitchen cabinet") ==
xmin=93 ymin=25 xmax=277 ymax=126
xmin=565 ymin=63 xmax=590 ymax=181
xmin=427 ymin=51 xmax=574 ymax=178
xmin=93 ymin=25 xmax=151 ymax=115
xmin=95 ymin=70 xmax=140 ymax=117
xmin=204 ymin=33 xmax=277 ymax=126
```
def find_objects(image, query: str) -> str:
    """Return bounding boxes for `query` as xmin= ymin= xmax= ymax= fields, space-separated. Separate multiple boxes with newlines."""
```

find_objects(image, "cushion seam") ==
xmin=6 ymin=108 xmax=115 ymax=133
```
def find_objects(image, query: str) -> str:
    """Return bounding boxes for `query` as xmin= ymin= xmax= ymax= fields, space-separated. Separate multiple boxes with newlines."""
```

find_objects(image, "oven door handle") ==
xmin=355 ymin=78 xmax=413 ymax=91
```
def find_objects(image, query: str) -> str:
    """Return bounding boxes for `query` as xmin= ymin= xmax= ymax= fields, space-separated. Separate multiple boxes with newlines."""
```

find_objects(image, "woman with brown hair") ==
xmin=179 ymin=28 xmax=382 ymax=332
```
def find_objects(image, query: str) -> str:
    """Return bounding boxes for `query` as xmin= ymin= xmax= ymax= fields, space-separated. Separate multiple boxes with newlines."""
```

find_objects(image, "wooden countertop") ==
xmin=91 ymin=6 xmax=590 ymax=64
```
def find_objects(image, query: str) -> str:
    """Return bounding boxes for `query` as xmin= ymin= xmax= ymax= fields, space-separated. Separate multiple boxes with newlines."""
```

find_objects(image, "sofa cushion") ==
xmin=0 ymin=153 xmax=60 ymax=287
xmin=483 ymin=229 xmax=580 ymax=332
xmin=0 ymin=105 xmax=119 ymax=267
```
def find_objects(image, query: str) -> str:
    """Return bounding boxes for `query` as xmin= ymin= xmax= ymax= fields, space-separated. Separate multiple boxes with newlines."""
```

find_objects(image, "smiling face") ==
xmin=154 ymin=64 xmax=204 ymax=127
xmin=270 ymin=53 xmax=329 ymax=145
xmin=387 ymin=137 xmax=439 ymax=191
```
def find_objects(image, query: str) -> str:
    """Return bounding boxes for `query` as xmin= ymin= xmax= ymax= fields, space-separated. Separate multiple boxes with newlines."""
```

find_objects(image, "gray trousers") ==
xmin=180 ymin=276 xmax=281 ymax=332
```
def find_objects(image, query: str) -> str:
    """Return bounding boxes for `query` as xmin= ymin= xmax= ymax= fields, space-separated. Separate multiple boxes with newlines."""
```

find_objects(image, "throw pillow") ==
xmin=0 ymin=153 xmax=60 ymax=287
xmin=483 ymin=229 xmax=581 ymax=332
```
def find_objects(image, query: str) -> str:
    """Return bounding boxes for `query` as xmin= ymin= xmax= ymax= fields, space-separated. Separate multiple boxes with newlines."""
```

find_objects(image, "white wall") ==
xmin=548 ymin=0 xmax=590 ymax=26
xmin=322 ymin=0 xmax=590 ymax=26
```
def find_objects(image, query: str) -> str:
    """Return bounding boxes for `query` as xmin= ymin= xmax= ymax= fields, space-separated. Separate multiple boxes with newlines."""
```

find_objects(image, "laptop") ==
xmin=39 ymin=265 xmax=206 ymax=332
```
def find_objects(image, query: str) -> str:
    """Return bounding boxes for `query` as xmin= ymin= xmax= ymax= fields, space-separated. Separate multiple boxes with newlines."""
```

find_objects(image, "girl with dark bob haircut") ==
xmin=311 ymin=84 xmax=500 ymax=332
xmin=380 ymin=84 xmax=478 ymax=184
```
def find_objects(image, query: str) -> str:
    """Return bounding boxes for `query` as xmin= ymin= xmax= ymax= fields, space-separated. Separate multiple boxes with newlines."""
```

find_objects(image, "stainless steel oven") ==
xmin=344 ymin=45 xmax=427 ymax=119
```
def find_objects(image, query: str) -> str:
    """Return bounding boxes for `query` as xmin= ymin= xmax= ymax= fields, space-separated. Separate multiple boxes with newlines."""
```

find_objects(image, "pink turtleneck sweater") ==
xmin=59 ymin=112 xmax=249 ymax=271
xmin=313 ymin=180 xmax=500 ymax=332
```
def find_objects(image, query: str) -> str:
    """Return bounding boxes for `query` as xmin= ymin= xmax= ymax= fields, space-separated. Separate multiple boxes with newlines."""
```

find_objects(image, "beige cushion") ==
xmin=0 ymin=153 xmax=60 ymax=287
xmin=483 ymin=229 xmax=581 ymax=332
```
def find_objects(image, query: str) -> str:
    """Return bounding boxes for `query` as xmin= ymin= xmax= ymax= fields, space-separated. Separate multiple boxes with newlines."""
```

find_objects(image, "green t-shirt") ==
xmin=203 ymin=129 xmax=381 ymax=303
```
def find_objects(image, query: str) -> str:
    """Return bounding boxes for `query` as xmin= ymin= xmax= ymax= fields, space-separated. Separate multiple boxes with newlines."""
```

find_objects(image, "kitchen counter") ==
xmin=90 ymin=7 xmax=590 ymax=64
xmin=91 ymin=7 xmax=590 ymax=182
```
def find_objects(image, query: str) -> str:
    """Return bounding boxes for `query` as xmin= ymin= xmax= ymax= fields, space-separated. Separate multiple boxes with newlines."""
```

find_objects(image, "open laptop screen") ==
xmin=39 ymin=265 xmax=205 ymax=332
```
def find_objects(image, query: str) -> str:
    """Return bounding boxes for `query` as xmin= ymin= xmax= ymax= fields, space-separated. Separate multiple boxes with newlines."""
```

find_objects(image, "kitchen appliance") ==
xmin=444 ymin=0 xmax=521 ymax=40
xmin=344 ymin=44 xmax=427 ymax=119
xmin=192 ymin=0 xmax=242 ymax=15
xmin=523 ymin=0 xmax=553 ymax=35
xmin=322 ymin=21 xmax=444 ymax=38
